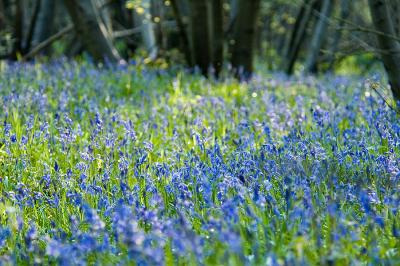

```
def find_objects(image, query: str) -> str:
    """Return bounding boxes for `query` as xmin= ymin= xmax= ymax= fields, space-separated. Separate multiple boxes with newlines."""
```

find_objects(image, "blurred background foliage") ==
xmin=0 ymin=0 xmax=397 ymax=87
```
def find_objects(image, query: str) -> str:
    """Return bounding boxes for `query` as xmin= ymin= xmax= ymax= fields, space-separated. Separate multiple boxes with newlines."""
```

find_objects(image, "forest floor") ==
xmin=0 ymin=61 xmax=399 ymax=265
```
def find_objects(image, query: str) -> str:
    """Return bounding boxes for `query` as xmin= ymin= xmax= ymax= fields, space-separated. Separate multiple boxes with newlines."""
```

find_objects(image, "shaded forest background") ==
xmin=1 ymin=0 xmax=400 ymax=100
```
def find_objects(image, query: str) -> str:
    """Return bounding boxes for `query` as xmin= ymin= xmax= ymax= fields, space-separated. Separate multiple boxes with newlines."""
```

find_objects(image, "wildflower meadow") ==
xmin=0 ymin=61 xmax=399 ymax=265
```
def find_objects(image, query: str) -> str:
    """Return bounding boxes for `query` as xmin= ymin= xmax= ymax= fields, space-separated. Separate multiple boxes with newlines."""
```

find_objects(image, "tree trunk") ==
xmin=327 ymin=0 xmax=350 ymax=71
xmin=226 ymin=0 xmax=238 ymax=42
xmin=24 ymin=0 xmax=41 ymax=53
xmin=170 ymin=0 xmax=191 ymax=65
xmin=304 ymin=0 xmax=333 ymax=73
xmin=153 ymin=0 xmax=167 ymax=53
xmin=212 ymin=0 xmax=224 ymax=77
xmin=32 ymin=0 xmax=56 ymax=52
xmin=109 ymin=0 xmax=136 ymax=55
xmin=283 ymin=0 xmax=317 ymax=75
xmin=231 ymin=0 xmax=261 ymax=79
xmin=137 ymin=0 xmax=157 ymax=59
xmin=94 ymin=0 xmax=113 ymax=34
xmin=10 ymin=0 xmax=23 ymax=59
xmin=63 ymin=0 xmax=121 ymax=63
xmin=190 ymin=0 xmax=212 ymax=75
xmin=230 ymin=0 xmax=239 ymax=20
xmin=369 ymin=0 xmax=400 ymax=101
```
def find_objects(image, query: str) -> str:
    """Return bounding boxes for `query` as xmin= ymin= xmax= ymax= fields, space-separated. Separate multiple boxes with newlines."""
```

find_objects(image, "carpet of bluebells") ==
xmin=0 ymin=60 xmax=399 ymax=265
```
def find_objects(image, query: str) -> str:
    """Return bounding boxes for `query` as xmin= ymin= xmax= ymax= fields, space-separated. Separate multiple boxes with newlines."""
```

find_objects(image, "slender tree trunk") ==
xmin=304 ymin=0 xmax=333 ymax=73
xmin=283 ymin=0 xmax=317 ymax=75
xmin=231 ymin=0 xmax=261 ymax=79
xmin=94 ymin=0 xmax=113 ymax=34
xmin=212 ymin=0 xmax=224 ymax=76
xmin=190 ymin=0 xmax=212 ymax=75
xmin=282 ymin=3 xmax=306 ymax=61
xmin=369 ymin=0 xmax=400 ymax=100
xmin=32 ymin=0 xmax=56 ymax=51
xmin=153 ymin=0 xmax=167 ymax=53
xmin=230 ymin=0 xmax=238 ymax=19
xmin=226 ymin=0 xmax=238 ymax=38
xmin=11 ymin=0 xmax=23 ymax=59
xmin=327 ymin=0 xmax=350 ymax=71
xmin=24 ymin=0 xmax=41 ymax=53
xmin=137 ymin=0 xmax=157 ymax=59
xmin=109 ymin=0 xmax=136 ymax=55
xmin=63 ymin=0 xmax=121 ymax=63
xmin=170 ymin=0 xmax=191 ymax=65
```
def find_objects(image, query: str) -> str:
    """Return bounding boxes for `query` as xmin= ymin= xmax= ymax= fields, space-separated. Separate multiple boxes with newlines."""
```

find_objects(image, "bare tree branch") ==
xmin=22 ymin=25 xmax=74 ymax=60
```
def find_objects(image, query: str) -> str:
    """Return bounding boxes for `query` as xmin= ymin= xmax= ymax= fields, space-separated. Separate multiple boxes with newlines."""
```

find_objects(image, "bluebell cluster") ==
xmin=0 ymin=60 xmax=399 ymax=265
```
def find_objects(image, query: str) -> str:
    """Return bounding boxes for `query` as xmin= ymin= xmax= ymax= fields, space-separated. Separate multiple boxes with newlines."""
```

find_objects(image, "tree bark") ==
xmin=23 ymin=24 xmax=73 ymax=60
xmin=231 ymin=0 xmax=261 ymax=79
xmin=226 ymin=0 xmax=238 ymax=45
xmin=32 ymin=0 xmax=56 ymax=52
xmin=230 ymin=0 xmax=239 ymax=21
xmin=63 ymin=0 xmax=121 ymax=63
xmin=304 ymin=0 xmax=333 ymax=73
xmin=212 ymin=0 xmax=224 ymax=77
xmin=153 ymin=0 xmax=167 ymax=53
xmin=170 ymin=0 xmax=192 ymax=65
xmin=327 ymin=0 xmax=350 ymax=71
xmin=369 ymin=0 xmax=400 ymax=100
xmin=24 ymin=0 xmax=41 ymax=53
xmin=190 ymin=0 xmax=212 ymax=75
xmin=94 ymin=0 xmax=113 ymax=34
xmin=137 ymin=0 xmax=157 ymax=59
xmin=109 ymin=0 xmax=137 ymax=55
xmin=283 ymin=0 xmax=317 ymax=75
xmin=10 ymin=0 xmax=23 ymax=59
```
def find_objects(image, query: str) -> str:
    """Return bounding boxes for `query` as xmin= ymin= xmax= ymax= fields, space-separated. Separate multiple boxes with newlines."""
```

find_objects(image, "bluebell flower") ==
xmin=0 ymin=227 xmax=10 ymax=249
